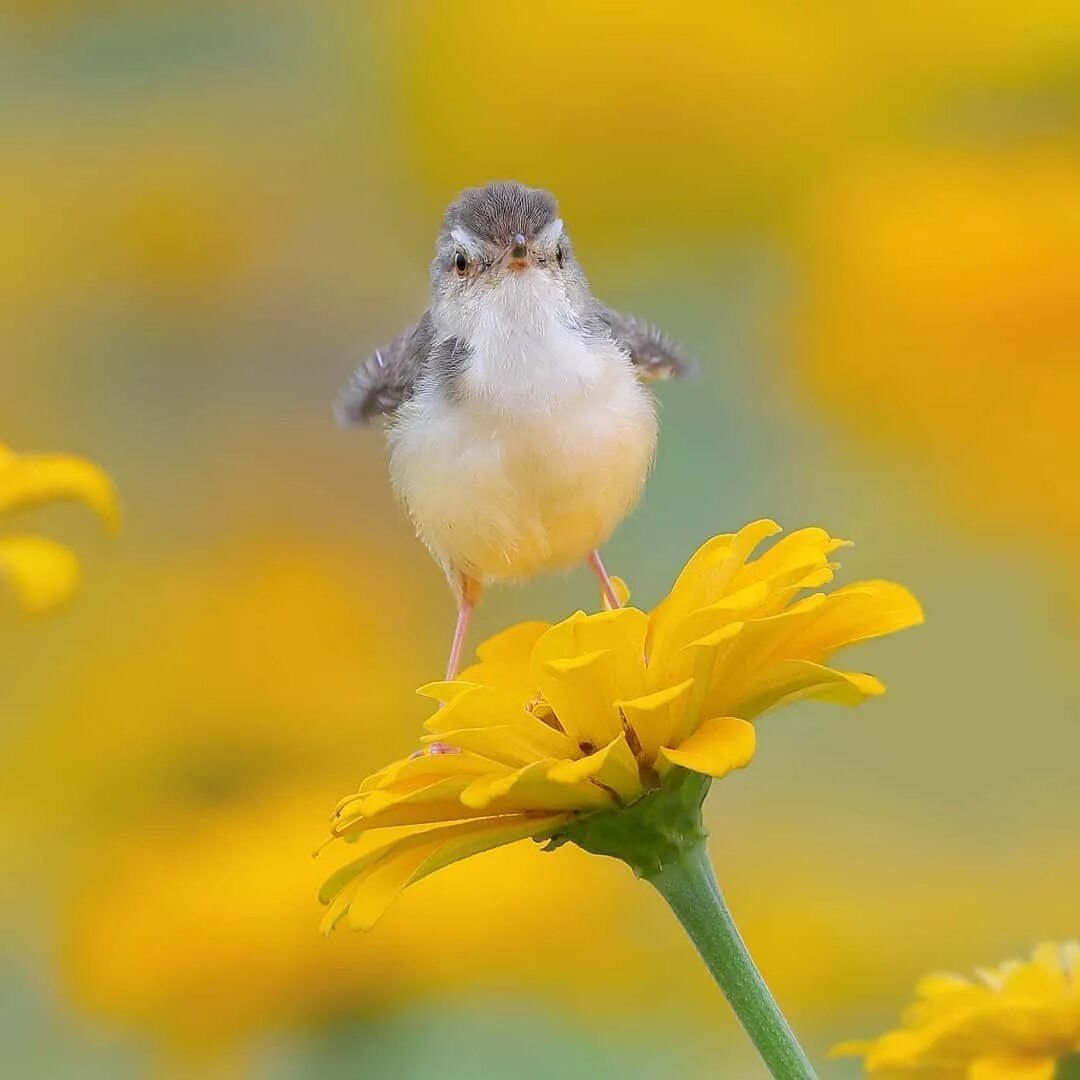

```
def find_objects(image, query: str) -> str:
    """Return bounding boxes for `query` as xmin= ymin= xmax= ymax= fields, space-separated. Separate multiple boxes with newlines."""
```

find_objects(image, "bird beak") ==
xmin=505 ymin=233 xmax=530 ymax=271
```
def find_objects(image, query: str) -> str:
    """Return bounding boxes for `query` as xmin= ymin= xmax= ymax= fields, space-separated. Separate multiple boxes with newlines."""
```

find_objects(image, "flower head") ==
xmin=834 ymin=942 xmax=1080 ymax=1078
xmin=322 ymin=520 xmax=922 ymax=932
xmin=0 ymin=442 xmax=118 ymax=613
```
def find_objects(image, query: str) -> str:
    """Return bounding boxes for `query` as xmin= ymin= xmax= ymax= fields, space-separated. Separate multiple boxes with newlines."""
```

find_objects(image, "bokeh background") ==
xmin=2 ymin=2 xmax=1079 ymax=1077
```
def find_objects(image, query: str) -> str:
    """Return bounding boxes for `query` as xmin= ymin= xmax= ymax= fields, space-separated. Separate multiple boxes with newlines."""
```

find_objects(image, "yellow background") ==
xmin=2 ymin=3 xmax=1078 ymax=1076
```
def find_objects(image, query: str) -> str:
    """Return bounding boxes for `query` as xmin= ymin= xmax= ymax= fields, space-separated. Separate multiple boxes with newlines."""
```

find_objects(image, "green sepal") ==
xmin=541 ymin=767 xmax=710 ymax=879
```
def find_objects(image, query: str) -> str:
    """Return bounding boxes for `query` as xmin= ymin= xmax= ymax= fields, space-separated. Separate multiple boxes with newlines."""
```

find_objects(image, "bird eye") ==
xmin=453 ymin=251 xmax=469 ymax=275
xmin=555 ymin=245 xmax=565 ymax=267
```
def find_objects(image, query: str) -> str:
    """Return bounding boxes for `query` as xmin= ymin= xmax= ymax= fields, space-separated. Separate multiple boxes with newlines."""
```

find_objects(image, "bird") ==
xmin=336 ymin=181 xmax=691 ymax=680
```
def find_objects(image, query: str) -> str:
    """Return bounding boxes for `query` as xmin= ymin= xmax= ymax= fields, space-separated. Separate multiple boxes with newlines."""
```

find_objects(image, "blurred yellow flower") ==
xmin=0 ymin=443 xmax=117 ymax=613
xmin=834 ymin=942 xmax=1080 ymax=1078
xmin=323 ymin=520 xmax=922 ymax=931
xmin=4 ymin=525 xmax=696 ymax=1060
xmin=380 ymin=1 xmax=1080 ymax=238
xmin=797 ymin=145 xmax=1080 ymax=590
xmin=0 ymin=530 xmax=429 ymax=884
xmin=62 ymin=779 xmax=707 ymax=1063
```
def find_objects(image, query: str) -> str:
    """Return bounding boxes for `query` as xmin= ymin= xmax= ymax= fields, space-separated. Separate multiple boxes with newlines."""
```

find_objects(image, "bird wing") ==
xmin=594 ymin=303 xmax=695 ymax=381
xmin=335 ymin=313 xmax=435 ymax=425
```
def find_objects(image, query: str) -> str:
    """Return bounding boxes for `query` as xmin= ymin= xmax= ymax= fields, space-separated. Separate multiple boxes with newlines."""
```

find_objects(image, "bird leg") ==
xmin=588 ymin=549 xmax=622 ymax=610
xmin=445 ymin=574 xmax=482 ymax=680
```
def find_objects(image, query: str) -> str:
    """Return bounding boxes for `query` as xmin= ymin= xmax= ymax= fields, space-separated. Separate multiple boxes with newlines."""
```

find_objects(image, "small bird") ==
xmin=337 ymin=181 xmax=690 ymax=679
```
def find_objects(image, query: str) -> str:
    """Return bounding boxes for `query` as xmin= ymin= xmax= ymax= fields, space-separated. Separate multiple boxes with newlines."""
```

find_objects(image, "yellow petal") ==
xmin=400 ymin=814 xmax=568 ymax=894
xmin=319 ymin=877 xmax=363 ymax=934
xmin=324 ymin=814 xmax=566 ymax=931
xmin=333 ymin=775 xmax=485 ymax=832
xmin=460 ymin=759 xmax=615 ymax=813
xmin=421 ymin=683 xmax=521 ymax=730
xmin=722 ymin=659 xmax=885 ymax=719
xmin=568 ymin=607 xmax=649 ymax=698
xmin=422 ymin=684 xmax=579 ymax=760
xmin=1031 ymin=940 xmax=1070 ymax=981
xmin=420 ymin=723 xmax=573 ymax=767
xmin=344 ymin=838 xmax=447 ymax=930
xmin=648 ymin=520 xmax=780 ymax=661
xmin=673 ymin=520 xmax=782 ymax=602
xmin=645 ymin=524 xmax=872 ymax=685
xmin=603 ymin=575 xmax=630 ymax=610
xmin=536 ymin=648 xmax=623 ymax=749
xmin=335 ymin=800 xmax=490 ymax=833
xmin=691 ymin=603 xmax=826 ymax=714
xmin=663 ymin=533 xmax=738 ymax=597
xmin=863 ymin=1029 xmax=939 ymax=1070
xmin=357 ymin=751 xmax=502 ymax=795
xmin=616 ymin=678 xmax=694 ymax=761
xmin=547 ymin=733 xmax=643 ymax=803
xmin=658 ymin=716 xmax=756 ymax=778
xmin=340 ymin=775 xmax=471 ymax=818
xmin=0 ymin=536 xmax=80 ymax=613
xmin=458 ymin=620 xmax=550 ymax=696
xmin=416 ymin=679 xmax=481 ymax=704
xmin=318 ymin=822 xmax=438 ymax=904
xmin=727 ymin=518 xmax=787 ymax=562
xmin=782 ymin=580 xmax=924 ymax=662
xmin=661 ymin=622 xmax=745 ymax=738
xmin=1001 ymin=943 xmax=1070 ymax=996
xmin=653 ymin=619 xmax=744 ymax=699
xmin=969 ymin=1057 xmax=1056 ymax=1080
xmin=649 ymin=582 xmax=768 ymax=672
xmin=737 ymin=526 xmax=847 ymax=588
xmin=0 ymin=449 xmax=119 ymax=529
xmin=529 ymin=612 xmax=586 ymax=687
xmin=529 ymin=607 xmax=648 ymax=706
xmin=712 ymin=601 xmax=823 ymax=678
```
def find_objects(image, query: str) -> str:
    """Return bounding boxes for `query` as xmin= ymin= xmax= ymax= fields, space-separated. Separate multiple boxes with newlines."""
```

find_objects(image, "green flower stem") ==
xmin=646 ymin=841 xmax=816 ymax=1080
xmin=550 ymin=769 xmax=816 ymax=1078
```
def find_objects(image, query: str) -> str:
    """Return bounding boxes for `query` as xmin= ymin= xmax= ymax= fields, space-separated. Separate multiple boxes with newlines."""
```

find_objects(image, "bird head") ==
xmin=430 ymin=181 xmax=589 ymax=334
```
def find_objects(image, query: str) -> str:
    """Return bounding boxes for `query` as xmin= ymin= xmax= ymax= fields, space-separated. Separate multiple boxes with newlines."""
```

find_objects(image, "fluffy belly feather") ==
xmin=388 ymin=353 xmax=657 ymax=582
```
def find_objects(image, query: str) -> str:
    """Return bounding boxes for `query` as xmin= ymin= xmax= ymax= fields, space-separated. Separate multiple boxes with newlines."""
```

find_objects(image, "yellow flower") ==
xmin=0 ymin=443 xmax=118 ymax=613
xmin=833 ymin=942 xmax=1080 ymax=1079
xmin=323 ymin=520 xmax=922 ymax=932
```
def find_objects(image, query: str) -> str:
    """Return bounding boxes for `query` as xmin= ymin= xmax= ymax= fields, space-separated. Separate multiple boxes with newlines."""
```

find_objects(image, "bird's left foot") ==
xmin=445 ymin=574 xmax=482 ymax=680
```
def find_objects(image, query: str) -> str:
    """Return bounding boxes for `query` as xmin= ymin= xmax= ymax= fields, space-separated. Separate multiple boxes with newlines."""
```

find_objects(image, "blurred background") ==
xmin=2 ymin=2 xmax=1079 ymax=1077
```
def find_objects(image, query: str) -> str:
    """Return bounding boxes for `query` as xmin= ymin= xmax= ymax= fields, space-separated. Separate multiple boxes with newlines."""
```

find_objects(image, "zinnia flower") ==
xmin=834 ymin=942 xmax=1080 ymax=1079
xmin=322 ymin=519 xmax=921 ymax=1076
xmin=322 ymin=519 xmax=922 ymax=933
xmin=0 ymin=442 xmax=118 ymax=612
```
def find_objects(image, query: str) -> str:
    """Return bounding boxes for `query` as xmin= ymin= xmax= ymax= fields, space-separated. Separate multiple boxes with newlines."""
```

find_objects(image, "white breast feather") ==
xmin=388 ymin=273 xmax=658 ymax=582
